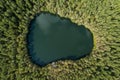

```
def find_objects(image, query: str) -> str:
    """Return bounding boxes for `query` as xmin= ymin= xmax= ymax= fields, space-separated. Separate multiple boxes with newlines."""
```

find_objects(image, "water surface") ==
xmin=27 ymin=12 xmax=94 ymax=66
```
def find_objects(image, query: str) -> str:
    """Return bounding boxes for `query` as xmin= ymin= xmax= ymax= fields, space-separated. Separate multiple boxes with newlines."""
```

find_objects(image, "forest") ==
xmin=0 ymin=0 xmax=120 ymax=80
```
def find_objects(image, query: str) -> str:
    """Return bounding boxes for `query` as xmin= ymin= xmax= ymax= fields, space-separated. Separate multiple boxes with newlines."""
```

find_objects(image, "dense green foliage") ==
xmin=0 ymin=0 xmax=120 ymax=80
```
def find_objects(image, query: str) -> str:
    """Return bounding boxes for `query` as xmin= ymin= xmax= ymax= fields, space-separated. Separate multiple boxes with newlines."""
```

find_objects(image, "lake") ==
xmin=27 ymin=12 xmax=94 ymax=66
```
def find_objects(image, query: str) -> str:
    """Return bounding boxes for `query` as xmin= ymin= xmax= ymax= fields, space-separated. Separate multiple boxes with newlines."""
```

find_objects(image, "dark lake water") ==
xmin=27 ymin=12 xmax=94 ymax=67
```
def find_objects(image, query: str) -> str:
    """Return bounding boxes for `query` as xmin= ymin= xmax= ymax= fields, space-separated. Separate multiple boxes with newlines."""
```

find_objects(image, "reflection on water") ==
xmin=27 ymin=12 xmax=94 ymax=66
